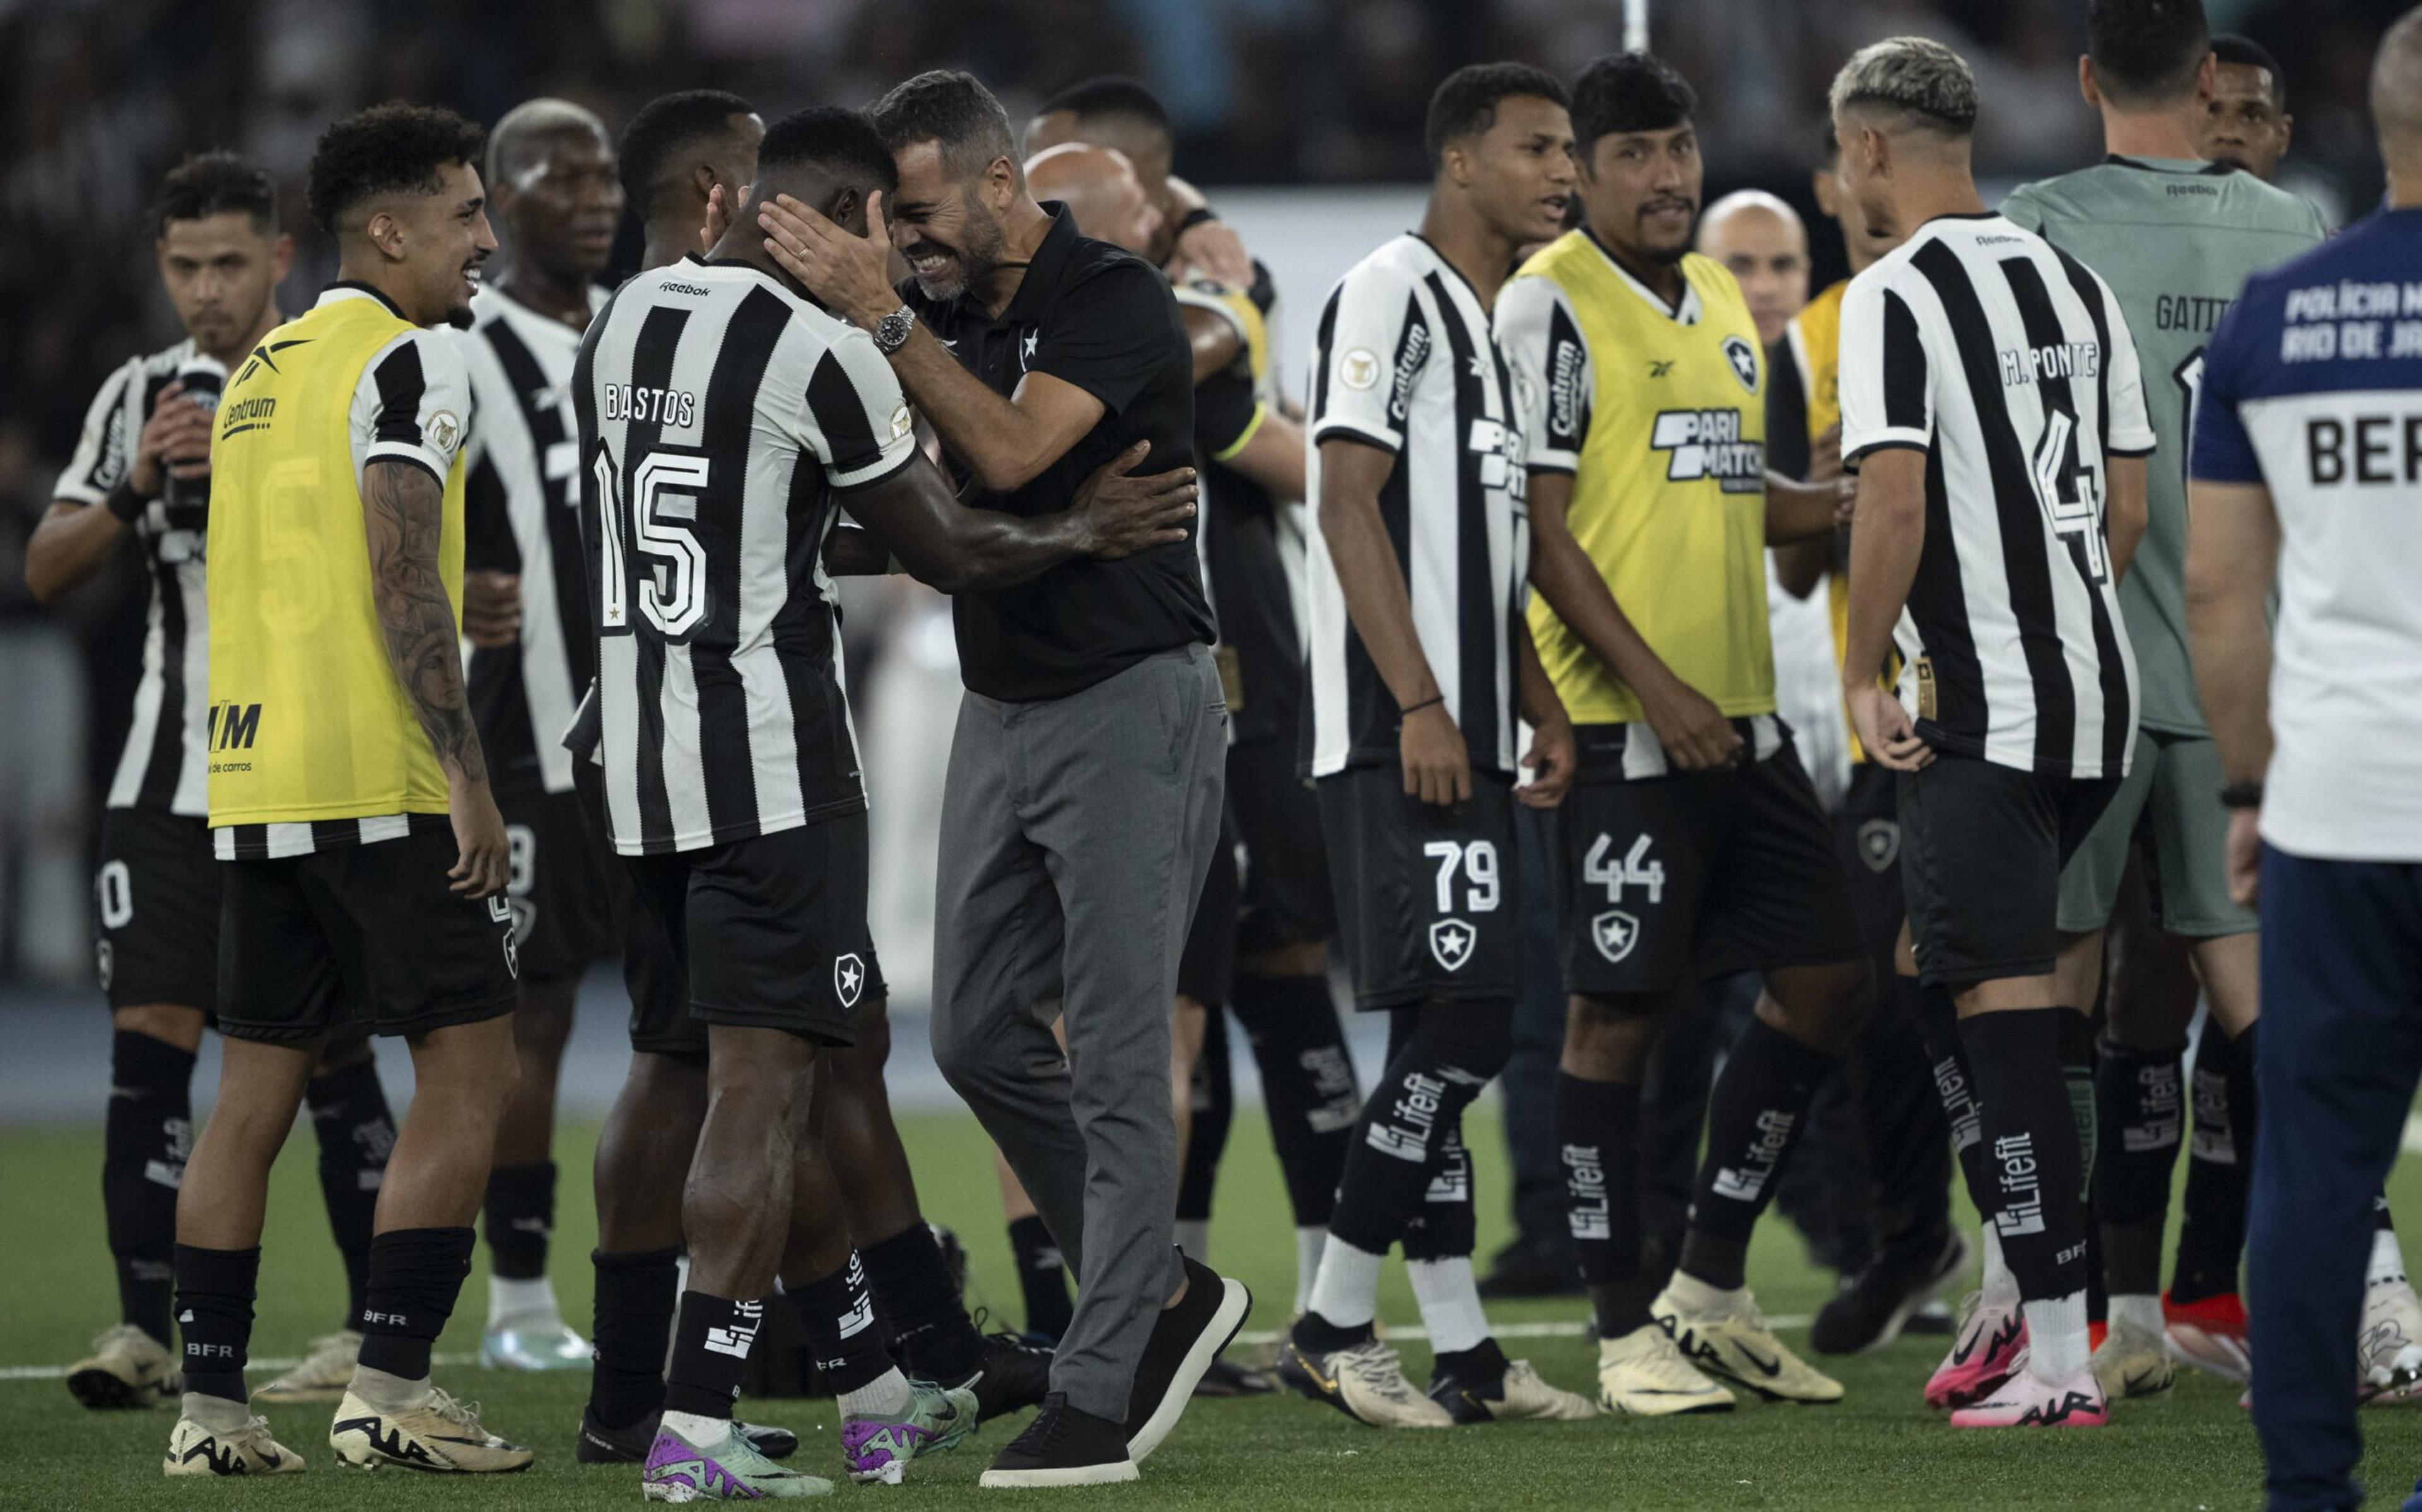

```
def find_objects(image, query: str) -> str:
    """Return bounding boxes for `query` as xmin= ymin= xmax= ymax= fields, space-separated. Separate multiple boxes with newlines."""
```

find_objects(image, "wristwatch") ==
xmin=870 ymin=304 xmax=916 ymax=356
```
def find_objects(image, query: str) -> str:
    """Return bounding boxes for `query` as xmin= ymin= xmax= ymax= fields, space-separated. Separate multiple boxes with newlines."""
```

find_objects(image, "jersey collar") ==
xmin=995 ymin=202 xmax=1079 ymax=327
xmin=1579 ymin=228 xmax=1700 ymax=325
xmin=2104 ymin=153 xmax=2233 ymax=177
xmin=316 ymin=281 xmax=408 ymax=318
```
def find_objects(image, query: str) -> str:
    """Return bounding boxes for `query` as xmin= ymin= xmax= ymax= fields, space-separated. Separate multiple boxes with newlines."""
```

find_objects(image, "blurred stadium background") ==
xmin=0 ymin=0 xmax=2401 ymax=1120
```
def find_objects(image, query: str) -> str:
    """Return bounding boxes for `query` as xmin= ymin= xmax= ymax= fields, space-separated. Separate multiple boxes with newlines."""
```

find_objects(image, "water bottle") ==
xmin=163 ymin=353 xmax=225 ymax=531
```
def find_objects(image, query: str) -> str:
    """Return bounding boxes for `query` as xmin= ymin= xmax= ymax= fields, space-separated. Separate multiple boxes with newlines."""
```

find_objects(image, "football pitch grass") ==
xmin=8 ymin=1108 xmax=2422 ymax=1509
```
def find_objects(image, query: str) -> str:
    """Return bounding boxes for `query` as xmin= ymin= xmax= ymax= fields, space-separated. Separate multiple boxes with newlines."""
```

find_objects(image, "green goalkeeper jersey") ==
xmin=2000 ymin=155 xmax=2326 ymax=736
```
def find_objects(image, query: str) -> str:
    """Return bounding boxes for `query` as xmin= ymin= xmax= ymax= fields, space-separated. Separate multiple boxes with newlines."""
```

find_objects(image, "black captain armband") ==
xmin=105 ymin=480 xmax=148 ymax=524
xmin=1175 ymin=206 xmax=1219 ymax=236
xmin=2220 ymin=781 xmax=2264 ymax=810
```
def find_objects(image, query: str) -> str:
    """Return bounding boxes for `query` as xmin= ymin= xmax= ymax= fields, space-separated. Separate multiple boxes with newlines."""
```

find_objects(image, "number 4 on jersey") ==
xmin=1584 ymin=833 xmax=1663 ymax=965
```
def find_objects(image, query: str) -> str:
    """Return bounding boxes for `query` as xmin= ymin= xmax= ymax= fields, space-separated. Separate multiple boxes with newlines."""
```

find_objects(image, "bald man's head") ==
xmin=2376 ymin=4 xmax=2422 ymax=199
xmin=1697 ymin=190 xmax=1810 ymax=345
xmin=1024 ymin=142 xmax=1162 ymax=256
xmin=486 ymin=98 xmax=621 ymax=284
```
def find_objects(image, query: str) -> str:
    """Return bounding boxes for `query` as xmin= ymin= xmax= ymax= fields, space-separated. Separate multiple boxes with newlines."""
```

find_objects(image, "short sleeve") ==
xmin=1837 ymin=273 xmax=1933 ymax=465
xmin=1173 ymin=276 xmax=1268 ymax=385
xmin=354 ymin=329 xmax=471 ymax=487
xmin=2189 ymin=289 xmax=2266 ymax=484
xmin=1494 ymin=274 xmax=1589 ymax=474
xmin=1196 ymin=368 xmax=1263 ymax=462
xmin=1031 ymin=257 xmax=1179 ymax=418
xmin=2096 ymin=272 xmax=2157 ymax=457
xmin=1310 ymin=262 xmax=1425 ymax=455
xmin=802 ymin=326 xmax=917 ymax=491
xmin=1997 ymin=182 xmax=2047 ymax=235
xmin=55 ymin=362 xmax=137 ymax=504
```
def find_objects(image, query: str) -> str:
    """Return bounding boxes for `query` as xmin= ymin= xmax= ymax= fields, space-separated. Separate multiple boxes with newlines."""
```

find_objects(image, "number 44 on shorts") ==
xmin=1584 ymin=834 xmax=1664 ymax=964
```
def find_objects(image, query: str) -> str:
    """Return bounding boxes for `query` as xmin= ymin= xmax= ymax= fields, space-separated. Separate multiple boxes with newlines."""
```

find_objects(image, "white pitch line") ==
xmin=2 ymin=1318 xmax=1818 ymax=1381
xmin=0 ymin=1350 xmax=481 ymax=1384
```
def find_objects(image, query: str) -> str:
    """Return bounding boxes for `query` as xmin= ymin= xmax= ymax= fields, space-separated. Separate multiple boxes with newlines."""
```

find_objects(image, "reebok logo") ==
xmin=1364 ymin=1071 xmax=1446 ymax=1162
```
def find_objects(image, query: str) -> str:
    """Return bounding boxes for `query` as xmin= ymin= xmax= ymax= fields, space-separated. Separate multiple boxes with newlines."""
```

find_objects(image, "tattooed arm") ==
xmin=363 ymin=457 xmax=508 ymax=898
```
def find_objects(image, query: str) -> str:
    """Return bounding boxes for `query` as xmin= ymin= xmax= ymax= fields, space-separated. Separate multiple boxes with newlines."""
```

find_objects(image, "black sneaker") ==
xmin=957 ymin=1320 xmax=1055 ymax=1422
xmin=1190 ymin=1355 xmax=1275 ymax=1397
xmin=1121 ymin=1252 xmax=1250 ymax=1463
xmin=978 ymin=1393 xmax=1136 ymax=1489
xmin=573 ymin=1405 xmax=799 ymax=1464
xmin=1810 ymin=1229 xmax=1970 ymax=1356
xmin=1476 ymin=1234 xmax=1584 ymax=1300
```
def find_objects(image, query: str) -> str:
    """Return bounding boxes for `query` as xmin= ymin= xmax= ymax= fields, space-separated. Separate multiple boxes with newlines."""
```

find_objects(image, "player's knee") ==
xmin=1765 ymin=958 xmax=1873 ymax=1052
xmin=112 ymin=1002 xmax=206 ymax=1052
xmin=312 ymin=1033 xmax=374 ymax=1075
xmin=1413 ymin=1001 xmax=1513 ymax=1086
xmin=849 ymin=994 xmax=893 ymax=1069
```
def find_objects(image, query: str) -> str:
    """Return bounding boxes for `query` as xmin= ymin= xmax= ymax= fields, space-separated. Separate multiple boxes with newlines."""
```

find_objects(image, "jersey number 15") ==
xmin=594 ymin=445 xmax=710 ymax=640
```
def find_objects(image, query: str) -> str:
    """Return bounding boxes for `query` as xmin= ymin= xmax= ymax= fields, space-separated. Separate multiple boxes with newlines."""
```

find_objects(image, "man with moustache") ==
xmin=2198 ymin=33 xmax=2295 ymax=181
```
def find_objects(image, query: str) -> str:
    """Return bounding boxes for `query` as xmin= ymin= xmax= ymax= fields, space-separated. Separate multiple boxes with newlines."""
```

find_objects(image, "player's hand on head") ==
xmin=1641 ymin=673 xmax=1743 ymax=772
xmin=134 ymin=380 xmax=213 ymax=496
xmin=1074 ymin=441 xmax=1195 ymax=559
xmin=461 ymin=569 xmax=522 ymax=648
xmin=2225 ymin=808 xmax=2261 ymax=907
xmin=1400 ymin=702 xmax=1471 ymax=808
xmin=700 ymin=182 xmax=739 ymax=255
xmin=1518 ymin=714 xmax=1576 ymax=809
xmin=1845 ymin=684 xmax=1933 ymax=772
xmin=759 ymin=191 xmax=898 ymax=329
xmin=446 ymin=776 xmax=510 ymax=898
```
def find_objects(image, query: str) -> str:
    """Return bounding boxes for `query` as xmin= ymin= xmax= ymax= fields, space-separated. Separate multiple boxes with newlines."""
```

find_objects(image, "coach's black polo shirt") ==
xmin=901 ymin=202 xmax=1213 ymax=703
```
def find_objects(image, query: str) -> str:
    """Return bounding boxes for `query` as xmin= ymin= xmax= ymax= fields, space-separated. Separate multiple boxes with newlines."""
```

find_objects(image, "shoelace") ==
xmin=1338 ymin=1341 xmax=1419 ymax=1398
xmin=1003 ymin=1400 xmax=1082 ymax=1457
xmin=424 ymin=1387 xmax=484 ymax=1433
xmin=971 ymin=1308 xmax=1051 ymax=1356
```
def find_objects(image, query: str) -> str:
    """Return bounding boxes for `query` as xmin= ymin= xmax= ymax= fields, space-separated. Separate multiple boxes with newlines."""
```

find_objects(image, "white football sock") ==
xmin=2370 ymin=1224 xmax=2407 ymax=1289
xmin=1406 ymin=1257 xmax=1490 ymax=1356
xmin=1173 ymin=1219 xmax=1210 ymax=1266
xmin=346 ymin=1363 xmax=431 ymax=1409
xmin=661 ymin=1409 xmax=729 ymax=1445
xmin=839 ymin=1365 xmax=914 ymax=1420
xmin=2023 ymin=1290 xmax=2090 ymax=1383
xmin=2107 ymin=1293 xmax=2164 ymax=1339
xmin=1664 ymin=1268 xmax=1746 ymax=1317
xmin=488 ymin=1273 xmax=560 ymax=1327
xmin=1305 ymin=1236 xmax=1383 ymax=1332
xmin=1294 ymin=1226 xmax=1328 ymax=1316
xmin=183 ymin=1390 xmax=252 ymax=1432
xmin=1980 ymin=1224 xmax=2020 ymax=1306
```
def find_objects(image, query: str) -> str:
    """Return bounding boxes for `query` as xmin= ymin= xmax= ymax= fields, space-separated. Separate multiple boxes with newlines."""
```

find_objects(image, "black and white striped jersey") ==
xmin=55 ymin=340 xmax=211 ymax=817
xmin=1302 ymin=233 xmax=1529 ymax=779
xmin=1839 ymin=213 xmax=2151 ymax=779
xmin=575 ymin=257 xmax=918 ymax=856
xmin=461 ymin=285 xmax=609 ymax=797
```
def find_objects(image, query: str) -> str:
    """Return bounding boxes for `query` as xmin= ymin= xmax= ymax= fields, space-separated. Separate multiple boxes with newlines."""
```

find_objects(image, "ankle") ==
xmin=346 ymin=1363 xmax=429 ymax=1410
xmin=182 ymin=1391 xmax=252 ymax=1432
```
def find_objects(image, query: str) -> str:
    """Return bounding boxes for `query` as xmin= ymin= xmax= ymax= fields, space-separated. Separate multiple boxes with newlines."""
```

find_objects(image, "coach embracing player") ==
xmin=757 ymin=69 xmax=1248 ymax=1488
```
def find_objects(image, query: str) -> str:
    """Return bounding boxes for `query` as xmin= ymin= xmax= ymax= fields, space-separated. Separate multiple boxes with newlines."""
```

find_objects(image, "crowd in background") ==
xmin=0 ymin=0 xmax=2401 ymax=982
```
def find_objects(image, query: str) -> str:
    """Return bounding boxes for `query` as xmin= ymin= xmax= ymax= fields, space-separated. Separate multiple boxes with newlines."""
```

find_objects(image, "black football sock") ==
xmin=860 ymin=1222 xmax=981 ymax=1383
xmin=1958 ymin=1010 xmax=2090 ymax=1303
xmin=1680 ymin=1016 xmax=1832 ymax=1291
xmin=482 ymin=1161 xmax=557 ymax=1283
xmin=1007 ymin=1216 xmax=1074 ymax=1342
xmin=1401 ymin=1124 xmax=1478 ymax=1262
xmin=589 ymin=1247 xmax=679 ymax=1429
xmin=1231 ymin=973 xmax=1360 ymax=1228
xmin=1557 ymin=1072 xmax=1649 ymax=1337
xmin=2093 ymin=1033 xmax=2183 ymax=1298
xmin=173 ymin=1244 xmax=259 ymax=1404
xmin=2060 ymin=1013 xmax=2098 ymax=1199
xmin=304 ymin=1055 xmax=395 ymax=1329
xmin=787 ymin=1252 xmax=894 ymax=1397
xmin=104 ymin=1030 xmax=192 ymax=1348
xmin=1914 ymin=980 xmax=1990 ymax=1207
xmin=1431 ymin=1336 xmax=1510 ymax=1388
xmin=2172 ymin=1023 xmax=2250 ymax=1303
xmin=664 ymin=1291 xmax=763 ymax=1420
xmin=1175 ymin=1011 xmax=1232 ymax=1255
xmin=356 ymin=1226 xmax=475 ymax=1381
xmin=1325 ymin=1003 xmax=1507 ymax=1260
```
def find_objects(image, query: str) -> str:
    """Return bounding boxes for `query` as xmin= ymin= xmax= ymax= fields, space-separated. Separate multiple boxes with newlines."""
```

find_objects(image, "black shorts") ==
xmin=1542 ymin=735 xmax=1862 ymax=997
xmin=1898 ymin=755 xmax=2121 ymax=987
xmin=1318 ymin=765 xmax=1522 ymax=1011
xmin=1177 ymin=808 xmax=1241 ymax=1006
xmin=95 ymin=806 xmax=219 ymax=1011
xmin=1835 ymin=761 xmax=1907 ymax=962
xmin=1229 ymin=738 xmax=1337 ymax=955
xmin=498 ymin=783 xmax=619 ymax=982
xmin=216 ymin=822 xmax=519 ymax=1042
xmin=621 ymin=813 xmax=874 ymax=1049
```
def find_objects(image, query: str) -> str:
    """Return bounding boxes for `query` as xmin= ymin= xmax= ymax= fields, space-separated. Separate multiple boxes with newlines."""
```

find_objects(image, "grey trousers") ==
xmin=930 ymin=644 xmax=1227 ymax=1420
